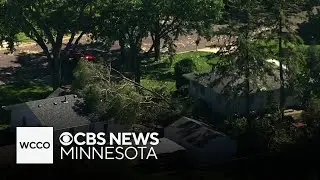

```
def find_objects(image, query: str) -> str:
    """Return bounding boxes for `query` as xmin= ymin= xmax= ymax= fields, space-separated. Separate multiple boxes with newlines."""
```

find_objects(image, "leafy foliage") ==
xmin=74 ymin=60 xmax=184 ymax=126
xmin=255 ymin=112 xmax=310 ymax=152
xmin=298 ymin=8 xmax=320 ymax=45
xmin=1 ymin=0 xmax=95 ymax=88
xmin=174 ymin=58 xmax=196 ymax=90
xmin=291 ymin=45 xmax=320 ymax=106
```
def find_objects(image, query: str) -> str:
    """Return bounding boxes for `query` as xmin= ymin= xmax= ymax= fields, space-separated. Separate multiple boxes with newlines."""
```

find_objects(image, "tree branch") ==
xmin=65 ymin=32 xmax=76 ymax=51
xmin=109 ymin=66 xmax=170 ymax=104
xmin=26 ymin=6 xmax=55 ymax=45
xmin=159 ymin=18 xmax=180 ymax=37
xmin=65 ymin=2 xmax=88 ymax=50
xmin=160 ymin=15 xmax=171 ymax=30
xmin=74 ymin=31 xmax=86 ymax=45
xmin=22 ymin=15 xmax=51 ymax=59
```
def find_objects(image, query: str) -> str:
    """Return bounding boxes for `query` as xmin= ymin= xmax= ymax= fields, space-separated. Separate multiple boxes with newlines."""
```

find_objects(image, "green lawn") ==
xmin=15 ymin=32 xmax=76 ymax=44
xmin=16 ymin=33 xmax=33 ymax=43
xmin=141 ymin=51 xmax=219 ymax=92
xmin=0 ymin=81 xmax=53 ymax=106
xmin=0 ymin=81 xmax=52 ymax=124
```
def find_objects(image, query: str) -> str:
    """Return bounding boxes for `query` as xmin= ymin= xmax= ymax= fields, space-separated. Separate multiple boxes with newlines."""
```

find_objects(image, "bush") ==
xmin=255 ymin=112 xmax=308 ymax=152
xmin=224 ymin=116 xmax=248 ymax=137
xmin=174 ymin=58 xmax=196 ymax=90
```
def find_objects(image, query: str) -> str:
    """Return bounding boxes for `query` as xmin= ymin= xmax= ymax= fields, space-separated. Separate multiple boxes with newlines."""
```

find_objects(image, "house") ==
xmin=183 ymin=61 xmax=299 ymax=115
xmin=3 ymin=94 xmax=107 ymax=144
xmin=138 ymin=137 xmax=187 ymax=172
xmin=164 ymin=117 xmax=237 ymax=165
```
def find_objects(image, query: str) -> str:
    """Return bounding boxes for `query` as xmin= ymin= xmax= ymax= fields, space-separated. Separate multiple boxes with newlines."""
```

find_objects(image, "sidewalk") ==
xmin=0 ymin=35 xmax=79 ymax=51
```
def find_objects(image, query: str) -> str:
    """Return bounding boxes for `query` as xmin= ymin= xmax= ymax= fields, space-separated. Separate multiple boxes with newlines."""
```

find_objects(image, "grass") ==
xmin=0 ymin=81 xmax=52 ymax=123
xmin=15 ymin=33 xmax=33 ymax=43
xmin=13 ymin=32 xmax=78 ymax=45
xmin=141 ymin=51 xmax=219 ymax=92
xmin=0 ymin=124 xmax=9 ymax=128
xmin=0 ymin=81 xmax=53 ymax=106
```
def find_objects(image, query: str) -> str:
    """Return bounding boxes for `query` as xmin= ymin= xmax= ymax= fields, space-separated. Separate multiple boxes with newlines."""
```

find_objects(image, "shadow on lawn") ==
xmin=141 ymin=60 xmax=175 ymax=81
xmin=0 ymin=52 xmax=51 ymax=85
xmin=0 ymin=52 xmax=52 ymax=107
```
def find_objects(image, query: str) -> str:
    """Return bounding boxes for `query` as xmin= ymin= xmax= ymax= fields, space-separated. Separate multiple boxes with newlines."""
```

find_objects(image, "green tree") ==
xmin=264 ymin=0 xmax=307 ymax=119
xmin=2 ymin=0 xmax=95 ymax=89
xmin=293 ymin=45 xmax=320 ymax=106
xmin=146 ymin=0 xmax=224 ymax=61
xmin=215 ymin=0 xmax=268 ymax=128
xmin=94 ymin=0 xmax=150 ymax=83
xmin=93 ymin=0 xmax=224 ymax=84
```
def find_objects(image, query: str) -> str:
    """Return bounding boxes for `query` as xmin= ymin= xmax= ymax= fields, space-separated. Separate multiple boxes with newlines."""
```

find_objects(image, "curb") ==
xmin=0 ymin=36 xmax=79 ymax=51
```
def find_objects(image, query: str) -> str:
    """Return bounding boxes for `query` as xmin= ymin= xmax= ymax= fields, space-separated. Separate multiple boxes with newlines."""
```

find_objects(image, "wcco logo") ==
xmin=16 ymin=127 xmax=53 ymax=164
xmin=19 ymin=141 xmax=51 ymax=149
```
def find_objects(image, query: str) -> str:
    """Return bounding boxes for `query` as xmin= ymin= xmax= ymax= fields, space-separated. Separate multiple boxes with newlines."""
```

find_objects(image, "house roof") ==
xmin=184 ymin=60 xmax=285 ymax=94
xmin=46 ymin=88 xmax=66 ymax=98
xmin=144 ymin=138 xmax=186 ymax=155
xmin=6 ymin=95 xmax=90 ymax=130
xmin=164 ymin=117 xmax=227 ymax=149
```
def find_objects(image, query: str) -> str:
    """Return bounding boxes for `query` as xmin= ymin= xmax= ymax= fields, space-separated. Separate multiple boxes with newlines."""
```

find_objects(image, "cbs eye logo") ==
xmin=59 ymin=132 xmax=73 ymax=146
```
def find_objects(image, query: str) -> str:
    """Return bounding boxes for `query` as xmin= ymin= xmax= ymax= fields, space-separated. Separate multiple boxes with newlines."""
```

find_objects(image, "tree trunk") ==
xmin=135 ymin=54 xmax=141 ymax=84
xmin=245 ymin=11 xmax=252 ymax=129
xmin=52 ymin=56 xmax=62 ymax=89
xmin=131 ymin=43 xmax=141 ymax=84
xmin=152 ymin=19 xmax=161 ymax=62
xmin=74 ymin=31 xmax=86 ymax=45
xmin=119 ymin=37 xmax=126 ymax=71
xmin=51 ymin=33 xmax=64 ymax=89
xmin=279 ymin=13 xmax=285 ymax=120
xmin=129 ymin=38 xmax=142 ymax=84
xmin=154 ymin=29 xmax=161 ymax=62
xmin=245 ymin=55 xmax=251 ymax=126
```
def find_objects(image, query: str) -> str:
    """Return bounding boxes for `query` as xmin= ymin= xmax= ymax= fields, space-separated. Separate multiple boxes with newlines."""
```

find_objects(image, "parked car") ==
xmin=67 ymin=48 xmax=96 ymax=62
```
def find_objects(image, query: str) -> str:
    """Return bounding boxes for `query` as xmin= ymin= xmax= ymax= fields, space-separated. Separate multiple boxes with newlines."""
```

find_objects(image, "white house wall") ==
xmin=188 ymin=80 xmax=299 ymax=115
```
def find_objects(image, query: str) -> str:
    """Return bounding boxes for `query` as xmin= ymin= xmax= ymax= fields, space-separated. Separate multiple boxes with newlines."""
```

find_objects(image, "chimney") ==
xmin=154 ymin=125 xmax=164 ymax=138
xmin=62 ymin=96 xmax=68 ymax=103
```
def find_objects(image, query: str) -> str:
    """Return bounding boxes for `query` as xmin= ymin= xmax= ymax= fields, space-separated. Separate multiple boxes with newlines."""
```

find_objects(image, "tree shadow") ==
xmin=0 ymin=52 xmax=52 ymax=109
xmin=141 ymin=61 xmax=174 ymax=81
xmin=0 ymin=52 xmax=50 ymax=85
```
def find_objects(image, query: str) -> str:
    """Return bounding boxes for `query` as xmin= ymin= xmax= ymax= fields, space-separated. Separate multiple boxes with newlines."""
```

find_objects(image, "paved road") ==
xmin=0 ymin=33 xmax=218 ymax=85
xmin=0 ymin=33 xmax=214 ymax=67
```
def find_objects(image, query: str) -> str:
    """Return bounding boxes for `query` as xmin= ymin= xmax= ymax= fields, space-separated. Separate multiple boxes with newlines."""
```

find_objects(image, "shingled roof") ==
xmin=5 ymin=95 xmax=90 ymax=130
xmin=183 ymin=59 xmax=285 ymax=94
xmin=46 ymin=88 xmax=66 ymax=98
xmin=164 ymin=117 xmax=226 ymax=149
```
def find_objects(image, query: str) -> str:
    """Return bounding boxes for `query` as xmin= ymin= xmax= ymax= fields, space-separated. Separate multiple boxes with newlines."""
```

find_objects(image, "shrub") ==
xmin=174 ymin=58 xmax=196 ymax=90
xmin=224 ymin=116 xmax=248 ymax=137
xmin=255 ymin=112 xmax=308 ymax=152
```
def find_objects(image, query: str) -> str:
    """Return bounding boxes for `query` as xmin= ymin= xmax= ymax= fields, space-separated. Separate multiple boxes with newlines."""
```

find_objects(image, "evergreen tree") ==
xmin=214 ymin=0 xmax=268 ymax=128
xmin=264 ymin=0 xmax=307 ymax=119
